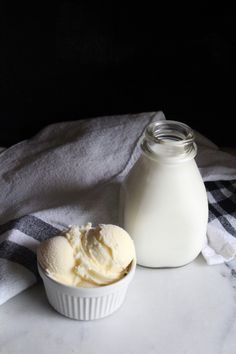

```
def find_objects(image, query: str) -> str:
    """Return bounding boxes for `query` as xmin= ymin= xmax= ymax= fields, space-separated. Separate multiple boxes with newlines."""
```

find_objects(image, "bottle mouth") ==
xmin=142 ymin=120 xmax=197 ymax=162
xmin=145 ymin=120 xmax=195 ymax=145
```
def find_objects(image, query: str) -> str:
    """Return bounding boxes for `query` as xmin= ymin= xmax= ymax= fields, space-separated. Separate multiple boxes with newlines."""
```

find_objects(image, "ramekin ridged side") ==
xmin=38 ymin=261 xmax=136 ymax=320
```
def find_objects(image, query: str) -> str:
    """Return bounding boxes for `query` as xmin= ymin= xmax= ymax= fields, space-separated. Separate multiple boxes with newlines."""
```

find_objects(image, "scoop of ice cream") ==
xmin=66 ymin=223 xmax=136 ymax=286
xmin=37 ymin=236 xmax=75 ymax=285
xmin=37 ymin=223 xmax=135 ymax=287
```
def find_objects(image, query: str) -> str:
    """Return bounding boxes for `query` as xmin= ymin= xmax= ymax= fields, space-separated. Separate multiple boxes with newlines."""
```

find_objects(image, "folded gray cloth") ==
xmin=1 ymin=111 xmax=236 ymax=305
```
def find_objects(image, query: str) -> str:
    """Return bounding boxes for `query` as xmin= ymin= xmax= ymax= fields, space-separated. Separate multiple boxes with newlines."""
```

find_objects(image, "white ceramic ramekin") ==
xmin=38 ymin=261 xmax=136 ymax=321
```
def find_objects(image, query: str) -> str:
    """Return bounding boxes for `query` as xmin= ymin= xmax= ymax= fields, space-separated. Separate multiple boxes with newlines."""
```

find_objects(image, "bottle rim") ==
xmin=141 ymin=120 xmax=197 ymax=162
xmin=145 ymin=120 xmax=195 ymax=146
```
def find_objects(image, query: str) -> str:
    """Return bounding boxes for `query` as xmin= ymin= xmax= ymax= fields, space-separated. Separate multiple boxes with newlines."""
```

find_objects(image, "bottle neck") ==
xmin=141 ymin=120 xmax=197 ymax=163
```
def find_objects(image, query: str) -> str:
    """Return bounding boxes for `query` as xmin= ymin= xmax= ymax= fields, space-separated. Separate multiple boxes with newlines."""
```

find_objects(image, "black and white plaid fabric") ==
xmin=203 ymin=180 xmax=236 ymax=265
xmin=206 ymin=180 xmax=236 ymax=235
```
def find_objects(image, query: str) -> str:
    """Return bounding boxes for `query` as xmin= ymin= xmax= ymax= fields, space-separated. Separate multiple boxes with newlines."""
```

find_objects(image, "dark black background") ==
xmin=0 ymin=3 xmax=235 ymax=147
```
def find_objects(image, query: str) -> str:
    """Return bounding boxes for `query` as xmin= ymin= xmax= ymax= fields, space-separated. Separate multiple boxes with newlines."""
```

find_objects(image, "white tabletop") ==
xmin=1 ymin=255 xmax=236 ymax=354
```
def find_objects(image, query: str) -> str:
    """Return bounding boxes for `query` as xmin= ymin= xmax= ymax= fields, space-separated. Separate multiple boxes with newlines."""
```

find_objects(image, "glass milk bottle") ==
xmin=121 ymin=120 xmax=208 ymax=268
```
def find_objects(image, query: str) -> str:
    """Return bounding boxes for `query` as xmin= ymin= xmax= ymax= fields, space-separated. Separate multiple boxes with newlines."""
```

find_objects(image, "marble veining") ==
xmin=1 ymin=255 xmax=236 ymax=354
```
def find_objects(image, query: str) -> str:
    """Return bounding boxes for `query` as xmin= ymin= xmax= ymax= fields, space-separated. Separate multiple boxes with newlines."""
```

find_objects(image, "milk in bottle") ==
xmin=121 ymin=120 xmax=208 ymax=267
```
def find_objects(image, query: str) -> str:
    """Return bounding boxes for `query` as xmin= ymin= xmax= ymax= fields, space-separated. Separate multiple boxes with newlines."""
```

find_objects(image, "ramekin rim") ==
xmin=37 ymin=259 xmax=136 ymax=291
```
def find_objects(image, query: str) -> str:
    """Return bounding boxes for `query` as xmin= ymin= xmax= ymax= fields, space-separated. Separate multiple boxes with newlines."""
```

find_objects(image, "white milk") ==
xmin=121 ymin=120 xmax=208 ymax=268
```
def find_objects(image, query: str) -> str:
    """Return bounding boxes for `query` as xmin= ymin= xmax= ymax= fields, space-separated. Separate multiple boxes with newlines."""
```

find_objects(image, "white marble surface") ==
xmin=1 ymin=255 xmax=236 ymax=354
